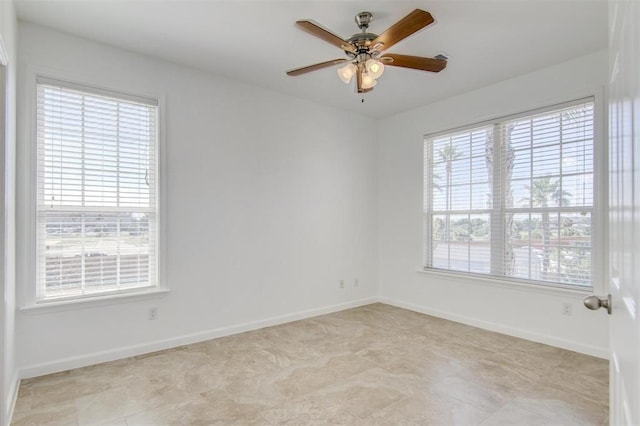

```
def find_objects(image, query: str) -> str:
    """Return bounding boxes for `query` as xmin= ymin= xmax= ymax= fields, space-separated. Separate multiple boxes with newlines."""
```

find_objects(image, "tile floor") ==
xmin=12 ymin=303 xmax=609 ymax=425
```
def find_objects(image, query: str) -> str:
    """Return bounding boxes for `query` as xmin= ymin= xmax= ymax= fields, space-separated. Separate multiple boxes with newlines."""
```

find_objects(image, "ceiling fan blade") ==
xmin=381 ymin=53 xmax=447 ymax=72
xmin=356 ymin=69 xmax=373 ymax=93
xmin=372 ymin=9 xmax=435 ymax=52
xmin=286 ymin=59 xmax=348 ymax=76
xmin=296 ymin=20 xmax=356 ymax=53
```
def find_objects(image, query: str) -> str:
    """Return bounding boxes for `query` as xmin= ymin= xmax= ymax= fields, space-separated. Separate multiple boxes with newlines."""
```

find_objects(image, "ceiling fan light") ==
xmin=365 ymin=58 xmax=385 ymax=79
xmin=337 ymin=63 xmax=356 ymax=84
xmin=361 ymin=72 xmax=377 ymax=89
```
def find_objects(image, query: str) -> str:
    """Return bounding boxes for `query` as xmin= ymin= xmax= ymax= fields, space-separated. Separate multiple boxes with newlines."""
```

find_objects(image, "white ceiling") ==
xmin=16 ymin=0 xmax=608 ymax=118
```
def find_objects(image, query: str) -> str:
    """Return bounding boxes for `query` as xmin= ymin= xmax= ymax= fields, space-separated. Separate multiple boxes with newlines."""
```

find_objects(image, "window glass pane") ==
xmin=509 ymin=121 xmax=532 ymax=150
xmin=450 ymin=159 xmax=470 ymax=185
xmin=470 ymin=157 xmax=489 ymax=183
xmin=431 ymin=215 xmax=447 ymax=242
xmin=469 ymin=242 xmax=491 ymax=274
xmin=562 ymin=141 xmax=593 ymax=175
xmin=451 ymin=185 xmax=471 ymax=210
xmin=432 ymin=185 xmax=447 ymax=211
xmin=448 ymin=242 xmax=469 ymax=272
xmin=532 ymin=145 xmax=561 ymax=177
xmin=511 ymin=149 xmax=532 ymax=180
xmin=471 ymin=183 xmax=491 ymax=210
xmin=512 ymin=178 xmax=532 ymax=208
xmin=432 ymin=241 xmax=450 ymax=270
xmin=469 ymin=213 xmax=491 ymax=274
xmin=450 ymin=134 xmax=471 ymax=159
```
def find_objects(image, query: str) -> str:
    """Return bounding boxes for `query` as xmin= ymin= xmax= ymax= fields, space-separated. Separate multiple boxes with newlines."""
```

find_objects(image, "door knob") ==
xmin=583 ymin=294 xmax=612 ymax=314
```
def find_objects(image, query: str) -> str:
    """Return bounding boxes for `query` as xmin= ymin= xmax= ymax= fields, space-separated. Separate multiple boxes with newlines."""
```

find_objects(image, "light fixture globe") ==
xmin=365 ymin=58 xmax=384 ymax=79
xmin=337 ymin=63 xmax=357 ymax=84
xmin=360 ymin=72 xmax=377 ymax=89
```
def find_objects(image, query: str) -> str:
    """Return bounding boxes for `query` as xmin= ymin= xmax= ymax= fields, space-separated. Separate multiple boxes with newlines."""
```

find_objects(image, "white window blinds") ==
xmin=424 ymin=99 xmax=595 ymax=289
xmin=425 ymin=126 xmax=494 ymax=274
xmin=36 ymin=78 xmax=159 ymax=301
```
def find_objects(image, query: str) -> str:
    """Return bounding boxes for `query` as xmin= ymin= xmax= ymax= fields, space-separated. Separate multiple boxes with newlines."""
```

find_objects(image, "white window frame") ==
xmin=22 ymin=72 xmax=167 ymax=309
xmin=422 ymin=96 xmax=605 ymax=292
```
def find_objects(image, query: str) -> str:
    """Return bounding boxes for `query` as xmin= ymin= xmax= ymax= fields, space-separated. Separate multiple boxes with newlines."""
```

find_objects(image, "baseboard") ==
xmin=20 ymin=297 xmax=378 ymax=379
xmin=379 ymin=297 xmax=609 ymax=359
xmin=6 ymin=371 xmax=20 ymax=426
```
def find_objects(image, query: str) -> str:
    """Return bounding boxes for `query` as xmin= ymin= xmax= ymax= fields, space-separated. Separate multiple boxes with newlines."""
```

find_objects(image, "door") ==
xmin=608 ymin=1 xmax=640 ymax=424
xmin=0 ymin=43 xmax=6 ymax=426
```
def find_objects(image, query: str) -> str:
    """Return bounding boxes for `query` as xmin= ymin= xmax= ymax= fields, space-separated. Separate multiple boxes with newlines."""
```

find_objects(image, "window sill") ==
xmin=20 ymin=288 xmax=170 ymax=314
xmin=416 ymin=267 xmax=594 ymax=297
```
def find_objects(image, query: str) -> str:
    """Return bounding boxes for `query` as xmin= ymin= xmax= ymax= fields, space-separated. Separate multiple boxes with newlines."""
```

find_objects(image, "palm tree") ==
xmin=521 ymin=177 xmax=571 ymax=277
xmin=486 ymin=127 xmax=516 ymax=274
xmin=438 ymin=145 xmax=462 ymax=241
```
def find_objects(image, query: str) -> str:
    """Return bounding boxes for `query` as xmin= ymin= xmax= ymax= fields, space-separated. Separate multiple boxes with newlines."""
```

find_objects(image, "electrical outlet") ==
xmin=562 ymin=303 xmax=572 ymax=316
xmin=354 ymin=278 xmax=359 ymax=287
xmin=339 ymin=280 xmax=345 ymax=289
xmin=149 ymin=307 xmax=158 ymax=320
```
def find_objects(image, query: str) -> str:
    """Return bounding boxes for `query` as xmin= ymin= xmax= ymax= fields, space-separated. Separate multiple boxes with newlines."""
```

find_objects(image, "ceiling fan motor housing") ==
xmin=346 ymin=32 xmax=378 ymax=54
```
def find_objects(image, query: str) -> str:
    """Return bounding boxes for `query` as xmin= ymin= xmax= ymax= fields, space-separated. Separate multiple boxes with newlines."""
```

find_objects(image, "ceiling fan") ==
xmin=286 ymin=9 xmax=447 ymax=93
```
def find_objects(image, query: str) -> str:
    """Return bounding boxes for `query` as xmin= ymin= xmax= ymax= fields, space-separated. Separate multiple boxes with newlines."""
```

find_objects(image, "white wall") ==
xmin=377 ymin=51 xmax=610 ymax=358
xmin=15 ymin=22 xmax=378 ymax=376
xmin=0 ymin=0 xmax=18 ymax=423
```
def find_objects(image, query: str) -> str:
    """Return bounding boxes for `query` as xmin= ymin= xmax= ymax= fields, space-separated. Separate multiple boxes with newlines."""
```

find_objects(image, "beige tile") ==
xmin=484 ymin=343 xmax=567 ymax=374
xmin=272 ymin=353 xmax=375 ymax=398
xmin=154 ymin=362 xmax=228 ymax=395
xmin=126 ymin=394 xmax=266 ymax=426
xmin=74 ymin=375 xmax=196 ymax=425
xmin=555 ymin=351 xmax=609 ymax=384
xmin=11 ymin=400 xmax=78 ymax=426
xmin=354 ymin=334 xmax=440 ymax=366
xmin=334 ymin=366 xmax=417 ymax=400
xmin=198 ymin=391 xmax=274 ymax=423
xmin=458 ymin=358 xmax=542 ymax=392
xmin=456 ymin=327 xmax=522 ymax=352
xmin=202 ymin=371 xmax=287 ymax=409
xmin=427 ymin=338 xmax=497 ymax=364
xmin=258 ymin=319 xmax=337 ymax=344
xmin=367 ymin=391 xmax=493 ymax=426
xmin=261 ymin=373 xmax=406 ymax=424
xmin=508 ymin=395 xmax=607 ymax=425
xmin=430 ymin=375 xmax=516 ymax=412
xmin=192 ymin=338 xmax=285 ymax=380
xmin=28 ymin=376 xmax=112 ymax=410
xmin=12 ymin=304 xmax=609 ymax=426
xmin=258 ymin=403 xmax=364 ymax=425
xmin=75 ymin=387 xmax=131 ymax=425
xmin=538 ymin=368 xmax=609 ymax=405
xmin=69 ymin=358 xmax=139 ymax=387
xmin=124 ymin=399 xmax=196 ymax=426
xmin=378 ymin=351 xmax=467 ymax=386
xmin=11 ymin=385 xmax=33 ymax=420
xmin=513 ymin=382 xmax=609 ymax=424
xmin=94 ymin=419 xmax=127 ymax=426
xmin=134 ymin=350 xmax=211 ymax=380
xmin=480 ymin=403 xmax=560 ymax=426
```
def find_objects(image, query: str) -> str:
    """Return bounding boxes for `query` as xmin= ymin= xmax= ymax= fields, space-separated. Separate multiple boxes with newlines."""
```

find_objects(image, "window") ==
xmin=424 ymin=99 xmax=595 ymax=289
xmin=35 ymin=77 xmax=159 ymax=301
